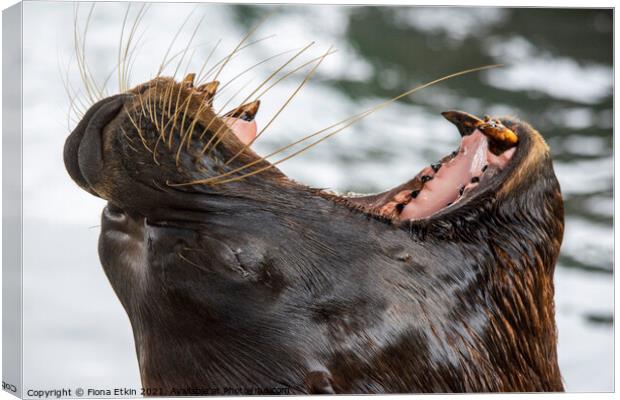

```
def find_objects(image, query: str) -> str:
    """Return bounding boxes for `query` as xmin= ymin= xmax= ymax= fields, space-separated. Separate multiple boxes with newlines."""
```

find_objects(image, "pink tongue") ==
xmin=223 ymin=117 xmax=257 ymax=145
xmin=400 ymin=130 xmax=515 ymax=220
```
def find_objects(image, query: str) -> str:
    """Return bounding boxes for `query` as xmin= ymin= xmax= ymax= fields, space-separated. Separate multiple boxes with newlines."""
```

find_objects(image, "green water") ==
xmin=234 ymin=6 xmax=613 ymax=277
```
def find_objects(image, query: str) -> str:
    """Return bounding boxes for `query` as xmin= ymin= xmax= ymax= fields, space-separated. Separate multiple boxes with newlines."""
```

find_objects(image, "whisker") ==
xmin=73 ymin=3 xmax=101 ymax=106
xmin=174 ymin=64 xmax=502 ymax=186
xmin=173 ymin=92 xmax=198 ymax=166
xmin=117 ymin=4 xmax=131 ymax=93
xmin=58 ymin=51 xmax=84 ymax=130
xmin=171 ymin=13 xmax=207 ymax=80
xmin=195 ymin=77 xmax=255 ymax=154
xmin=121 ymin=3 xmax=149 ymax=92
xmin=195 ymin=39 xmax=222 ymax=85
xmin=182 ymin=47 xmax=198 ymax=78
xmin=123 ymin=28 xmax=149 ymax=93
xmin=214 ymin=47 xmax=300 ymax=99
xmin=202 ymin=42 xmax=317 ymax=156
xmin=91 ymin=21 xmax=149 ymax=100
xmin=157 ymin=40 xmax=217 ymax=75
xmin=120 ymin=126 xmax=139 ymax=153
xmin=197 ymin=34 xmax=276 ymax=85
xmin=253 ymin=49 xmax=338 ymax=101
xmin=210 ymin=10 xmax=274 ymax=84
xmin=167 ymin=87 xmax=186 ymax=146
xmin=152 ymin=135 xmax=163 ymax=166
xmin=124 ymin=107 xmax=152 ymax=153
xmin=156 ymin=7 xmax=196 ymax=77
xmin=177 ymin=46 xmax=308 ymax=158
xmin=221 ymin=45 xmax=331 ymax=165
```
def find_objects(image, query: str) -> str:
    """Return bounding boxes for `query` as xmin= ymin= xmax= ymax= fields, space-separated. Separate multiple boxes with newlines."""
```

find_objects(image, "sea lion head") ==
xmin=64 ymin=72 xmax=565 ymax=392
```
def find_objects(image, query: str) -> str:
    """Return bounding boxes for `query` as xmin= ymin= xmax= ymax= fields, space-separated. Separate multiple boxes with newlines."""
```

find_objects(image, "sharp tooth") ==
xmin=223 ymin=100 xmax=260 ymax=122
xmin=431 ymin=163 xmax=442 ymax=173
xmin=195 ymin=81 xmax=220 ymax=105
xmin=441 ymin=110 xmax=484 ymax=137
xmin=478 ymin=119 xmax=519 ymax=147
xmin=478 ymin=119 xmax=519 ymax=155
xmin=181 ymin=73 xmax=196 ymax=88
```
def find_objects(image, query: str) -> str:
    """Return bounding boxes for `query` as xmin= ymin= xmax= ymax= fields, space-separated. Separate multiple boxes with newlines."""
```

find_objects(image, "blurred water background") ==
xmin=20 ymin=2 xmax=613 ymax=394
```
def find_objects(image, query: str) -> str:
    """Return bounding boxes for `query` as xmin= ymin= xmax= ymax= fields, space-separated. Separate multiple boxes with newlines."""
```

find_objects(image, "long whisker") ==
xmin=178 ymin=46 xmax=307 ymax=158
xmin=171 ymin=13 xmax=207 ymax=80
xmin=156 ymin=7 xmax=196 ymax=77
xmin=121 ymin=3 xmax=149 ymax=92
xmin=214 ymin=47 xmax=300 ymax=99
xmin=252 ymin=49 xmax=338 ymax=101
xmin=195 ymin=39 xmax=222 ymax=85
xmin=154 ymin=40 xmax=215 ymax=76
xmin=174 ymin=64 xmax=502 ymax=187
xmin=197 ymin=34 xmax=276 ymax=85
xmin=100 ymin=27 xmax=147 ymax=99
xmin=210 ymin=10 xmax=274 ymax=84
xmin=74 ymin=3 xmax=101 ymax=106
xmin=182 ymin=47 xmax=198 ymax=78
xmin=202 ymin=42 xmax=317 ymax=156
xmin=222 ymin=45 xmax=331 ymax=165
xmin=196 ymin=77 xmax=255 ymax=150
xmin=117 ymin=4 xmax=131 ymax=93
xmin=125 ymin=107 xmax=152 ymax=153
xmin=123 ymin=28 xmax=149 ymax=94
xmin=62 ymin=67 xmax=90 ymax=124
xmin=58 ymin=51 xmax=83 ymax=130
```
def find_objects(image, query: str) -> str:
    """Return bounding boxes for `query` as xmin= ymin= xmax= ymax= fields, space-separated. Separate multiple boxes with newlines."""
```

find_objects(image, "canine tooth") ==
xmin=223 ymin=100 xmax=260 ymax=122
xmin=431 ymin=163 xmax=441 ymax=173
xmin=441 ymin=110 xmax=484 ymax=137
xmin=181 ymin=73 xmax=196 ymax=88
xmin=478 ymin=120 xmax=518 ymax=148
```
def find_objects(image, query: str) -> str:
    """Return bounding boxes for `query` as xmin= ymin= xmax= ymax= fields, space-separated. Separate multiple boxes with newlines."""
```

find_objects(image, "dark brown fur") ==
xmin=64 ymin=77 xmax=564 ymax=394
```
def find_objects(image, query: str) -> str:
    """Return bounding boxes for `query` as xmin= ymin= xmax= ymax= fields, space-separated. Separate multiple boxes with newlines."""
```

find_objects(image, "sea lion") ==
xmin=63 ymin=72 xmax=564 ymax=393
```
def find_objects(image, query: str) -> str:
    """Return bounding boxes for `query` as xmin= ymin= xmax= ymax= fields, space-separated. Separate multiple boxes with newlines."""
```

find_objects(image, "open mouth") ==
xmin=168 ymin=74 xmax=521 ymax=223
xmin=319 ymin=111 xmax=520 ymax=223
xmin=66 ymin=74 xmax=520 ymax=226
xmin=218 ymin=104 xmax=520 ymax=223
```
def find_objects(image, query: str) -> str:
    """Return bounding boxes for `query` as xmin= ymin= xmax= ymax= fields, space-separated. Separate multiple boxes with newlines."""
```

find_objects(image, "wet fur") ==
xmin=65 ymin=79 xmax=564 ymax=393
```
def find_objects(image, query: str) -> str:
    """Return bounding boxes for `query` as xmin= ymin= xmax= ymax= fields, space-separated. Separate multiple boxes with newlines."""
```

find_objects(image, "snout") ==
xmin=63 ymin=94 xmax=129 ymax=196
